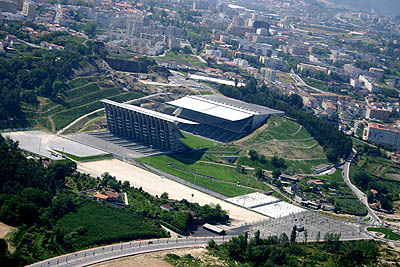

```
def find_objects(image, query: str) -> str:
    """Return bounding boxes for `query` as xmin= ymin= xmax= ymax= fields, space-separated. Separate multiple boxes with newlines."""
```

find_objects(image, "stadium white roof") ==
xmin=167 ymin=95 xmax=259 ymax=121
xmin=102 ymin=99 xmax=198 ymax=125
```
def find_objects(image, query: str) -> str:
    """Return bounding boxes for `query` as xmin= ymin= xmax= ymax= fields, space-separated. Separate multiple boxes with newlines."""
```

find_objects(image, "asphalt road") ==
xmin=342 ymin=149 xmax=382 ymax=225
xmin=26 ymin=236 xmax=231 ymax=267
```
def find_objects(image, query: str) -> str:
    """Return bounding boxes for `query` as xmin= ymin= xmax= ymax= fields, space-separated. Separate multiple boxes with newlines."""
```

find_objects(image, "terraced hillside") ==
xmin=235 ymin=115 xmax=329 ymax=174
xmin=34 ymin=77 xmax=145 ymax=131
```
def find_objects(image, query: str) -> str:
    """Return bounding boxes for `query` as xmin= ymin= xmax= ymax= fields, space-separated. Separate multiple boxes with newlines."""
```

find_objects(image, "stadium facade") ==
xmin=102 ymin=99 xmax=197 ymax=152
xmin=167 ymin=95 xmax=284 ymax=142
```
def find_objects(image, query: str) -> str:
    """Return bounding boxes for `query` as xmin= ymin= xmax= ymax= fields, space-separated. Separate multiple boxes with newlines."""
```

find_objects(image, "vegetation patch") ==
xmin=137 ymin=153 xmax=270 ymax=197
xmin=207 ymin=231 xmax=380 ymax=266
xmin=236 ymin=115 xmax=328 ymax=174
xmin=180 ymin=132 xmax=217 ymax=149
xmin=54 ymin=150 xmax=113 ymax=162
xmin=367 ymin=227 xmax=400 ymax=240
xmin=57 ymin=200 xmax=166 ymax=249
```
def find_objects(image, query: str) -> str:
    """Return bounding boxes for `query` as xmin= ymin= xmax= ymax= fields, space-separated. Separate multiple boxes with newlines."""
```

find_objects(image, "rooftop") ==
xmin=167 ymin=95 xmax=283 ymax=122
xmin=369 ymin=122 xmax=400 ymax=134
xmin=102 ymin=99 xmax=198 ymax=125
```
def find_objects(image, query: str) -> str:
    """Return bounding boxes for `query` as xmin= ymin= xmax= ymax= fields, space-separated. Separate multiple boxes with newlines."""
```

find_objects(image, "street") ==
xmin=342 ymin=149 xmax=382 ymax=225
xmin=27 ymin=236 xmax=231 ymax=267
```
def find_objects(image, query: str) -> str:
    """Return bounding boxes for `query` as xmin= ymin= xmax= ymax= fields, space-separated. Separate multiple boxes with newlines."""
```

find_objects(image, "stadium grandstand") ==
xmin=102 ymin=99 xmax=197 ymax=152
xmin=167 ymin=95 xmax=284 ymax=142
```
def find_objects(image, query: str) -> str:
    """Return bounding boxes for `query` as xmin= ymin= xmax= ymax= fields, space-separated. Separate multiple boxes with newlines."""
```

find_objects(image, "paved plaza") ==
xmin=2 ymin=131 xmax=107 ymax=160
xmin=63 ymin=131 xmax=166 ymax=159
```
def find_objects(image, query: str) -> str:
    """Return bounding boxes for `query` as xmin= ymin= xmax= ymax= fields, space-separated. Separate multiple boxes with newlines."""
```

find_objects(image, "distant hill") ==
xmin=316 ymin=0 xmax=400 ymax=17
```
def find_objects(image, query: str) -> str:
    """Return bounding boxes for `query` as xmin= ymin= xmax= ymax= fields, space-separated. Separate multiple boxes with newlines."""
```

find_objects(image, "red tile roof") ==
xmin=94 ymin=193 xmax=108 ymax=199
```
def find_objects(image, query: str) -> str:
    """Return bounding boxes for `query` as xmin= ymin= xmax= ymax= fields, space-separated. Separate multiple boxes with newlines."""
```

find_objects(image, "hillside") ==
xmin=235 ymin=115 xmax=329 ymax=174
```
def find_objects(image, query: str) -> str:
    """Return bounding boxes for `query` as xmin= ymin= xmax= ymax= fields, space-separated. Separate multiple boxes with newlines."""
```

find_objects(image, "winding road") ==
xmin=26 ymin=236 xmax=231 ymax=267
xmin=342 ymin=149 xmax=382 ymax=225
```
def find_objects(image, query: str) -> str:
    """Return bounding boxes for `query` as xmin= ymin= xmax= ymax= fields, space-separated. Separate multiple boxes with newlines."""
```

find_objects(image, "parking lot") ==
xmin=234 ymin=211 xmax=368 ymax=242
xmin=2 ymin=131 xmax=107 ymax=160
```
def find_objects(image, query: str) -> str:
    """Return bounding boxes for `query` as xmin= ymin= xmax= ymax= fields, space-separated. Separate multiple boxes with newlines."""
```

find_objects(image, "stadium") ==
xmin=168 ymin=95 xmax=284 ymax=143
xmin=102 ymin=95 xmax=284 ymax=152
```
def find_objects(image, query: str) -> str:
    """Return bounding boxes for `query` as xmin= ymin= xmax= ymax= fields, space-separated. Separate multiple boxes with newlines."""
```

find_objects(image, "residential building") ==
xmin=22 ymin=1 xmax=36 ymax=19
xmin=261 ymin=67 xmax=276 ymax=82
xmin=322 ymin=100 xmax=337 ymax=116
xmin=363 ymin=122 xmax=400 ymax=148
xmin=365 ymin=107 xmax=391 ymax=121
xmin=0 ymin=0 xmax=17 ymax=13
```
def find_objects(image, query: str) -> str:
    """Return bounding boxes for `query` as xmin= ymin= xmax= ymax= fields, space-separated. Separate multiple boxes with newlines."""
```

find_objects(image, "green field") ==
xmin=36 ymin=77 xmax=145 ymax=131
xmin=367 ymin=227 xmax=400 ymax=240
xmin=314 ymin=169 xmax=343 ymax=183
xmin=157 ymin=52 xmax=207 ymax=68
xmin=138 ymin=152 xmax=270 ymax=197
xmin=54 ymin=150 xmax=113 ymax=162
xmin=237 ymin=115 xmax=329 ymax=174
xmin=180 ymin=132 xmax=217 ymax=149
xmin=58 ymin=201 xmax=167 ymax=249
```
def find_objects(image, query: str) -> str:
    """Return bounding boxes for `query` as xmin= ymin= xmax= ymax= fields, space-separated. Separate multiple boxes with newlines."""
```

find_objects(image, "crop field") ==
xmin=35 ymin=77 xmax=144 ymax=131
xmin=58 ymin=200 xmax=166 ymax=250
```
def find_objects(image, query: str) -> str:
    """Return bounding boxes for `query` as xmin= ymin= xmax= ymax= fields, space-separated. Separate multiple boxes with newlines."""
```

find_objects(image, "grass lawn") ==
xmin=138 ymin=153 xmax=271 ymax=197
xmin=180 ymin=132 xmax=217 ymax=149
xmin=237 ymin=115 xmax=328 ymax=174
xmin=276 ymin=72 xmax=294 ymax=84
xmin=286 ymin=159 xmax=329 ymax=175
xmin=157 ymin=52 xmax=207 ymax=68
xmin=314 ymin=169 xmax=343 ymax=183
xmin=58 ymin=201 xmax=166 ymax=249
xmin=54 ymin=150 xmax=113 ymax=162
xmin=367 ymin=227 xmax=400 ymax=240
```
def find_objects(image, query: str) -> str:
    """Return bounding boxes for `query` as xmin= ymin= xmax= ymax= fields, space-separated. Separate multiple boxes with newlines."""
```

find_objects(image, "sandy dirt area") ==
xmin=89 ymin=248 xmax=209 ymax=267
xmin=78 ymin=159 xmax=267 ymax=226
xmin=0 ymin=222 xmax=14 ymax=239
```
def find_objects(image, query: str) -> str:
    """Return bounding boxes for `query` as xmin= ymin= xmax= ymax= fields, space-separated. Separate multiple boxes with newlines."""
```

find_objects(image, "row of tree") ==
xmin=208 ymin=230 xmax=379 ymax=266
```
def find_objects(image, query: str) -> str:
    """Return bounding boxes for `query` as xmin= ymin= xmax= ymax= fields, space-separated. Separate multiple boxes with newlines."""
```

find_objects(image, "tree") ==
xmin=83 ymin=22 xmax=97 ymax=37
xmin=290 ymin=225 xmax=297 ymax=243
xmin=279 ymin=233 xmax=289 ymax=246
xmin=249 ymin=150 xmax=258 ymax=161
xmin=160 ymin=192 xmax=169 ymax=199
xmin=304 ymin=230 xmax=308 ymax=243
xmin=340 ymin=248 xmax=364 ymax=267
xmin=272 ymin=169 xmax=281 ymax=179
xmin=324 ymin=232 xmax=341 ymax=252
xmin=255 ymin=168 xmax=264 ymax=180
xmin=182 ymin=46 xmax=192 ymax=54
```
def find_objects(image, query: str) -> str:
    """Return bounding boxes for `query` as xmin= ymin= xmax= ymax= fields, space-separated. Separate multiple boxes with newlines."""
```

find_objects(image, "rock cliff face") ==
xmin=105 ymin=58 xmax=151 ymax=73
